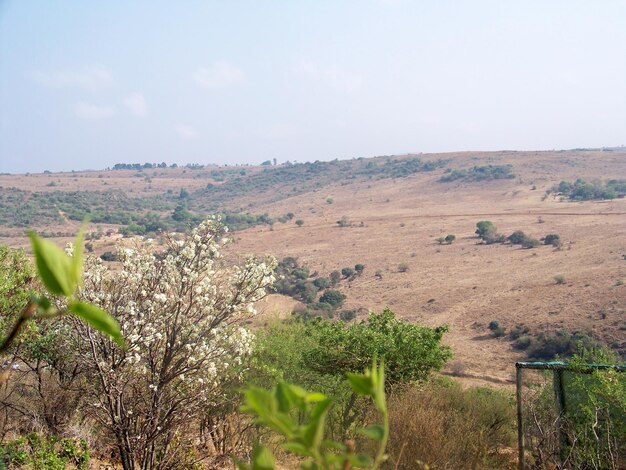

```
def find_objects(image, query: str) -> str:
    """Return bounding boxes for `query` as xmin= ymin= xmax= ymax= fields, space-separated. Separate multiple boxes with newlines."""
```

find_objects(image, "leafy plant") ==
xmin=238 ymin=359 xmax=389 ymax=470
xmin=0 ymin=228 xmax=124 ymax=356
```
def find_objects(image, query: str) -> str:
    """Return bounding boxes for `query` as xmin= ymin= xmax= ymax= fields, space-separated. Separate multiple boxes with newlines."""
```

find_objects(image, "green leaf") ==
xmin=250 ymin=444 xmax=275 ymax=470
xmin=28 ymin=231 xmax=75 ymax=296
xmin=304 ymin=392 xmax=326 ymax=403
xmin=346 ymin=373 xmax=374 ymax=396
xmin=281 ymin=442 xmax=312 ymax=457
xmin=302 ymin=398 xmax=332 ymax=449
xmin=275 ymin=382 xmax=295 ymax=413
xmin=69 ymin=301 xmax=125 ymax=348
xmin=358 ymin=424 xmax=385 ymax=441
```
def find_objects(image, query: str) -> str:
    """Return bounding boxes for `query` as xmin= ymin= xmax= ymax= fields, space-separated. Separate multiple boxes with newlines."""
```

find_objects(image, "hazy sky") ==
xmin=1 ymin=1 xmax=625 ymax=173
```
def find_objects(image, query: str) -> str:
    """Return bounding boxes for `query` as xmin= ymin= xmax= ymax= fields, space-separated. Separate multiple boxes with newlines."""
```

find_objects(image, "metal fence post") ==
xmin=516 ymin=364 xmax=524 ymax=470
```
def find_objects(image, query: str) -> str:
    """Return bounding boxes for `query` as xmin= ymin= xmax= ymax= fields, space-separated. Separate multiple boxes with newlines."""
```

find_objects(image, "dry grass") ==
xmin=2 ymin=150 xmax=625 ymax=387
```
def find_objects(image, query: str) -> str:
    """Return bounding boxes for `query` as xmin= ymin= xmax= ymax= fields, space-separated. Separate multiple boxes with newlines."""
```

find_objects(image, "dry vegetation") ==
xmin=1 ymin=149 xmax=625 ymax=386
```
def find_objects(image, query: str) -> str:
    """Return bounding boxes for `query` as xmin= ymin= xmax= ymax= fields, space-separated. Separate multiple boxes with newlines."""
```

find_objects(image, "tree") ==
xmin=69 ymin=218 xmax=276 ymax=469
xmin=303 ymin=308 xmax=451 ymax=387
xmin=475 ymin=221 xmax=504 ymax=244
xmin=544 ymin=233 xmax=561 ymax=247
xmin=313 ymin=277 xmax=330 ymax=290
xmin=319 ymin=290 xmax=346 ymax=308
xmin=341 ymin=267 xmax=355 ymax=278
xmin=507 ymin=230 xmax=526 ymax=245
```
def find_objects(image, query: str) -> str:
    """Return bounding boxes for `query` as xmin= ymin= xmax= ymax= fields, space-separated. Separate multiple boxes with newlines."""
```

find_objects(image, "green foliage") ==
xmin=439 ymin=164 xmax=515 ymax=183
xmin=397 ymin=263 xmax=409 ymax=273
xmin=437 ymin=234 xmax=456 ymax=245
xmin=507 ymin=230 xmax=526 ymax=245
xmin=0 ymin=229 xmax=124 ymax=354
xmin=341 ymin=267 xmax=355 ymax=278
xmin=554 ymin=274 xmax=566 ymax=284
xmin=354 ymin=264 xmax=365 ymax=274
xmin=488 ymin=320 xmax=506 ymax=338
xmin=0 ymin=433 xmax=89 ymax=469
xmin=295 ymin=219 xmax=304 ymax=227
xmin=523 ymin=329 xmax=601 ymax=360
xmin=313 ymin=277 xmax=330 ymax=290
xmin=0 ymin=245 xmax=35 ymax=333
xmin=554 ymin=178 xmax=626 ymax=201
xmin=521 ymin=237 xmax=540 ymax=249
xmin=238 ymin=359 xmax=389 ymax=470
xmin=475 ymin=221 xmax=505 ymax=244
xmin=302 ymin=308 xmax=451 ymax=387
xmin=319 ymin=290 xmax=346 ymax=308
xmin=543 ymin=233 xmax=561 ymax=247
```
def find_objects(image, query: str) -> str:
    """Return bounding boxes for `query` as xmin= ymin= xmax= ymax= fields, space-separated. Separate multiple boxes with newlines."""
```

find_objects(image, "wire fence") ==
xmin=516 ymin=361 xmax=626 ymax=470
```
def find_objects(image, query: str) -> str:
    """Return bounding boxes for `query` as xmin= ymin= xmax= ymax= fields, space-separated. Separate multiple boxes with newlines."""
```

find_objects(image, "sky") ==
xmin=1 ymin=1 xmax=625 ymax=173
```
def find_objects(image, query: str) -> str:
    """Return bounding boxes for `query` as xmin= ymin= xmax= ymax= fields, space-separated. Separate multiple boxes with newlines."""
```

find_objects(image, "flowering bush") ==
xmin=71 ymin=217 xmax=276 ymax=469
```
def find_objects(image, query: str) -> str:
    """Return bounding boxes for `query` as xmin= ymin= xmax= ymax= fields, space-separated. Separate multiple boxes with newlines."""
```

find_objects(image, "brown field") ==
xmin=1 ymin=150 xmax=625 ymax=386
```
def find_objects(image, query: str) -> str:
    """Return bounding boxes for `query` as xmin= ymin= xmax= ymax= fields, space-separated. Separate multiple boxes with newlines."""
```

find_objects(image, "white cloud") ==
xmin=74 ymin=102 xmax=116 ymax=120
xmin=31 ymin=66 xmax=113 ymax=91
xmin=193 ymin=61 xmax=245 ymax=89
xmin=295 ymin=61 xmax=364 ymax=93
xmin=124 ymin=92 xmax=148 ymax=117
xmin=175 ymin=124 xmax=196 ymax=139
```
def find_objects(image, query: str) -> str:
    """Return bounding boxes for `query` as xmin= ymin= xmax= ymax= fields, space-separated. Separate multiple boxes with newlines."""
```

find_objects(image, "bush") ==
xmin=354 ymin=264 xmax=365 ymax=274
xmin=544 ymin=233 xmax=561 ymax=247
xmin=313 ymin=277 xmax=330 ymax=290
xmin=319 ymin=289 xmax=346 ymax=308
xmin=339 ymin=309 xmax=357 ymax=322
xmin=398 ymin=262 xmax=409 ymax=273
xmin=329 ymin=270 xmax=341 ymax=286
xmin=444 ymin=234 xmax=456 ymax=244
xmin=341 ymin=267 xmax=355 ymax=278
xmin=525 ymin=329 xmax=600 ymax=360
xmin=0 ymin=433 xmax=89 ymax=470
xmin=554 ymin=274 xmax=566 ymax=284
xmin=295 ymin=219 xmax=304 ymax=227
xmin=507 ymin=230 xmax=526 ymax=245
xmin=521 ymin=237 xmax=540 ymax=249
xmin=476 ymin=221 xmax=505 ymax=244
xmin=99 ymin=251 xmax=118 ymax=262
xmin=488 ymin=320 xmax=506 ymax=337
xmin=302 ymin=308 xmax=451 ymax=387
xmin=336 ymin=216 xmax=351 ymax=227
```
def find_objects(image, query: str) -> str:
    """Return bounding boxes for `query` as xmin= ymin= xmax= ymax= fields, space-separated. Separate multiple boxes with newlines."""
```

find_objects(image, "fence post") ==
xmin=552 ymin=369 xmax=567 ymax=463
xmin=516 ymin=364 xmax=524 ymax=470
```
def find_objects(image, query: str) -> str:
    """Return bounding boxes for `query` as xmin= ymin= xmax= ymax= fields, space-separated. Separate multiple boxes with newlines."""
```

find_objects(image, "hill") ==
xmin=1 ymin=149 xmax=625 ymax=386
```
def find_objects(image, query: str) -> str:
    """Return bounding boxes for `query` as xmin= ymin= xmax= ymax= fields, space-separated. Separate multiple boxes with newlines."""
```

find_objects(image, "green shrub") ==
xmin=507 ymin=230 xmax=526 ymax=245
xmin=554 ymin=274 xmax=566 ymax=284
xmin=319 ymin=290 xmax=346 ymax=308
xmin=476 ymin=221 xmax=505 ymax=244
xmin=544 ymin=233 xmax=561 ymax=247
xmin=295 ymin=219 xmax=304 ymax=227
xmin=341 ymin=267 xmax=355 ymax=278
xmin=397 ymin=263 xmax=409 ymax=273
xmin=0 ymin=433 xmax=89 ymax=469
xmin=521 ymin=237 xmax=540 ymax=249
